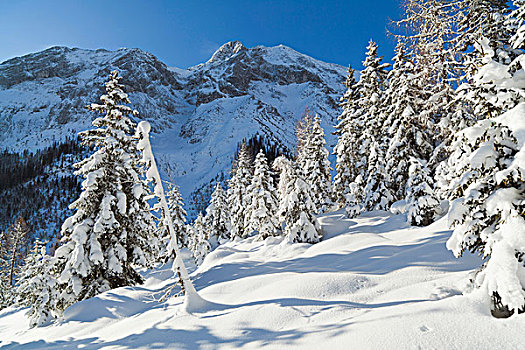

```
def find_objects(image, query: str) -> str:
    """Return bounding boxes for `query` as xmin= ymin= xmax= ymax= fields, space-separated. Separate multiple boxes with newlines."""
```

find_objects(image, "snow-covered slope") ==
xmin=0 ymin=43 xmax=347 ymax=211
xmin=2 ymin=211 xmax=522 ymax=349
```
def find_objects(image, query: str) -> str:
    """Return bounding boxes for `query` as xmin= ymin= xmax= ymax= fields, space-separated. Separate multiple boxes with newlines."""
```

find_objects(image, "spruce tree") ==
xmin=453 ymin=0 xmax=511 ymax=124
xmin=156 ymin=183 xmax=189 ymax=262
xmin=277 ymin=162 xmax=322 ymax=244
xmin=298 ymin=115 xmax=333 ymax=213
xmin=244 ymin=151 xmax=280 ymax=240
xmin=333 ymin=65 xmax=362 ymax=212
xmin=356 ymin=39 xmax=391 ymax=211
xmin=204 ymin=183 xmax=231 ymax=247
xmin=383 ymin=42 xmax=434 ymax=203
xmin=364 ymin=143 xmax=393 ymax=211
xmin=189 ymin=213 xmax=211 ymax=266
xmin=15 ymin=240 xmax=59 ymax=327
xmin=54 ymin=71 xmax=154 ymax=313
xmin=405 ymin=157 xmax=440 ymax=226
xmin=446 ymin=119 xmax=524 ymax=316
xmin=227 ymin=142 xmax=253 ymax=239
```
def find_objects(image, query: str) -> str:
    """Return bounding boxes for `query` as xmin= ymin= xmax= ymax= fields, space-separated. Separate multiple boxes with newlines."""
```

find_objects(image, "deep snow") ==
xmin=1 ymin=210 xmax=524 ymax=349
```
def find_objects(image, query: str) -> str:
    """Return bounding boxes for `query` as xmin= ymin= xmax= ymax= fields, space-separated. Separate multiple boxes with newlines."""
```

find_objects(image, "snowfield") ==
xmin=1 ymin=210 xmax=524 ymax=349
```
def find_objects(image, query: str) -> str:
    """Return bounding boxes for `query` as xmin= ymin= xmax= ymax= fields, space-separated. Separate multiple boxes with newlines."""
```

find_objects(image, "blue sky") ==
xmin=0 ymin=0 xmax=402 ymax=69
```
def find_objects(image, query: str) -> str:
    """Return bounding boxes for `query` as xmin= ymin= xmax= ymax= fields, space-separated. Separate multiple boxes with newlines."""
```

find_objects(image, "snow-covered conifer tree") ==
xmin=333 ymin=65 xmax=362 ymax=211
xmin=383 ymin=42 xmax=434 ymax=203
xmin=189 ymin=213 xmax=211 ymax=266
xmin=204 ymin=183 xmax=231 ymax=247
xmin=278 ymin=163 xmax=322 ymax=244
xmin=16 ymin=240 xmax=59 ymax=327
xmin=227 ymin=142 xmax=253 ymax=239
xmin=405 ymin=157 xmax=440 ymax=226
xmin=356 ymin=40 xmax=391 ymax=211
xmin=446 ymin=118 xmax=524 ymax=316
xmin=454 ymin=0 xmax=512 ymax=124
xmin=54 ymin=71 xmax=154 ymax=313
xmin=298 ymin=115 xmax=333 ymax=213
xmin=273 ymin=155 xmax=293 ymax=204
xmin=244 ymin=151 xmax=280 ymax=239
xmin=364 ymin=143 xmax=394 ymax=211
xmin=156 ymin=183 xmax=189 ymax=262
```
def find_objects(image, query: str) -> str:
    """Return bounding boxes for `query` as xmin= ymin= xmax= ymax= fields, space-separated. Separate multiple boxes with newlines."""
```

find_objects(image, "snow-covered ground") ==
xmin=1 ymin=210 xmax=524 ymax=349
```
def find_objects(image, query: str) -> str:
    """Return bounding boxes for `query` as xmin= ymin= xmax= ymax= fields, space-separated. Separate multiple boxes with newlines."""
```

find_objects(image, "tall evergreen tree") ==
xmin=15 ymin=240 xmax=59 ymax=327
xmin=446 ymin=118 xmax=524 ymax=316
xmin=383 ymin=42 xmax=434 ymax=203
xmin=298 ymin=115 xmax=333 ymax=213
xmin=204 ymin=183 xmax=231 ymax=247
xmin=358 ymin=39 xmax=391 ymax=210
xmin=156 ymin=183 xmax=189 ymax=262
xmin=406 ymin=157 xmax=440 ymax=226
xmin=189 ymin=213 xmax=211 ymax=266
xmin=277 ymin=162 xmax=322 ymax=244
xmin=453 ymin=0 xmax=513 ymax=134
xmin=333 ymin=65 xmax=362 ymax=212
xmin=227 ymin=142 xmax=253 ymax=239
xmin=54 ymin=71 xmax=154 ymax=313
xmin=244 ymin=151 xmax=280 ymax=240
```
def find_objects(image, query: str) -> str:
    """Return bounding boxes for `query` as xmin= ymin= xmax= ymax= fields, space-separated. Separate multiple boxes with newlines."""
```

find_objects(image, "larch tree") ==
xmin=54 ymin=71 xmax=155 ymax=314
xmin=395 ymin=0 xmax=461 ymax=144
xmin=0 ymin=230 xmax=11 ymax=309
xmin=5 ymin=216 xmax=30 ymax=287
xmin=244 ymin=151 xmax=280 ymax=240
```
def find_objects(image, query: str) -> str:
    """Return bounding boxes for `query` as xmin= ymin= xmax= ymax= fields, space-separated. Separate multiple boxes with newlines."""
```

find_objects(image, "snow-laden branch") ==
xmin=136 ymin=121 xmax=211 ymax=312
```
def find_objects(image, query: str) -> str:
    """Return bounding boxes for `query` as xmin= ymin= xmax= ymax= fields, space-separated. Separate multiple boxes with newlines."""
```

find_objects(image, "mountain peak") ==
xmin=207 ymin=41 xmax=246 ymax=64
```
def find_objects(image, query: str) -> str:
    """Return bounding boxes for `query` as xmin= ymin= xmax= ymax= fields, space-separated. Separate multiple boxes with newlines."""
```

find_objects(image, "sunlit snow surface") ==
xmin=2 ymin=211 xmax=525 ymax=349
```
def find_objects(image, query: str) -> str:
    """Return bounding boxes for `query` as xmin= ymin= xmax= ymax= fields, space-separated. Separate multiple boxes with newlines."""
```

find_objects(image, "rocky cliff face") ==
xmin=0 ymin=41 xmax=347 ymax=216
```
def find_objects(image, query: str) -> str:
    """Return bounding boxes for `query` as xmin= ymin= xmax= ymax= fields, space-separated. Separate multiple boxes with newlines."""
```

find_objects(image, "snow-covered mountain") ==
xmin=0 ymin=42 xmax=347 ymax=212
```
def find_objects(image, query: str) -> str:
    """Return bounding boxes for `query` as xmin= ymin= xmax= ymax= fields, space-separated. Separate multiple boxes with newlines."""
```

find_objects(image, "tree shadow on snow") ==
xmin=193 ymin=230 xmax=481 ymax=290
xmin=1 ymin=296 xmax=429 ymax=350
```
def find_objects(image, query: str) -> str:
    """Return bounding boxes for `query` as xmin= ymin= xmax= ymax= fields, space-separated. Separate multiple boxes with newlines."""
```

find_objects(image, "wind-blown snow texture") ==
xmin=2 ymin=211 xmax=523 ymax=349
xmin=0 ymin=42 xmax=346 ymax=214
